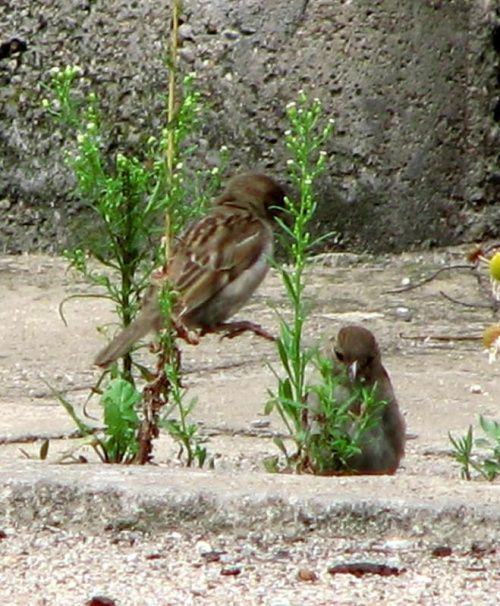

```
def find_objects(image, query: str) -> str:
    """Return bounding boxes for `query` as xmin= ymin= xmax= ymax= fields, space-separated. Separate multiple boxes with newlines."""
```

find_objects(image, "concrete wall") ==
xmin=0 ymin=0 xmax=498 ymax=253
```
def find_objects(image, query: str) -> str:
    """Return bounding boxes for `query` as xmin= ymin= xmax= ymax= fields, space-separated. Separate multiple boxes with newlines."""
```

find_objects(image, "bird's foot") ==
xmin=204 ymin=321 xmax=276 ymax=342
xmin=174 ymin=320 xmax=200 ymax=345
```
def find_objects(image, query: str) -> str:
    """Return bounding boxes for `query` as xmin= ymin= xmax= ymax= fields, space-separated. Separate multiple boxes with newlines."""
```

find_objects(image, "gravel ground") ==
xmin=1 ymin=526 xmax=499 ymax=606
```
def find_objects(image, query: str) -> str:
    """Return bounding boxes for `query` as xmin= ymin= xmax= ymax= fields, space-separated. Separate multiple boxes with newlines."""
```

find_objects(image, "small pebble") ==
xmin=195 ymin=540 xmax=213 ymax=555
xmin=178 ymin=23 xmax=194 ymax=41
xmin=190 ymin=586 xmax=207 ymax=597
xmin=222 ymin=28 xmax=239 ymax=40
xmin=87 ymin=597 xmax=116 ymax=606
xmin=179 ymin=47 xmax=195 ymax=63
xmin=432 ymin=545 xmax=453 ymax=558
xmin=201 ymin=550 xmax=225 ymax=563
xmin=470 ymin=385 xmax=484 ymax=394
xmin=251 ymin=419 xmax=270 ymax=429
xmin=297 ymin=567 xmax=317 ymax=582
xmin=220 ymin=565 xmax=241 ymax=576
xmin=395 ymin=306 xmax=413 ymax=322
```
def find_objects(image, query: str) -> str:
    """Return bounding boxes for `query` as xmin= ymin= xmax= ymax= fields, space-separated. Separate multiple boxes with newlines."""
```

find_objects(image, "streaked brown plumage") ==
xmin=307 ymin=325 xmax=405 ymax=475
xmin=94 ymin=173 xmax=285 ymax=367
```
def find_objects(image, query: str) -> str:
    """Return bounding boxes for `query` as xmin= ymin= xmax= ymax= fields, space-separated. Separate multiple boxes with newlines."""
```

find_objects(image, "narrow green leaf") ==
xmin=264 ymin=400 xmax=275 ymax=415
xmin=273 ymin=436 xmax=288 ymax=456
xmin=40 ymin=439 xmax=50 ymax=461
xmin=479 ymin=416 xmax=500 ymax=441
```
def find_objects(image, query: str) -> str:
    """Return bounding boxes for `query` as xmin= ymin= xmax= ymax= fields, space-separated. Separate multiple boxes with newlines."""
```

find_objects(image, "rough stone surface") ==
xmin=2 ymin=461 xmax=500 ymax=542
xmin=1 ymin=0 xmax=500 ymax=254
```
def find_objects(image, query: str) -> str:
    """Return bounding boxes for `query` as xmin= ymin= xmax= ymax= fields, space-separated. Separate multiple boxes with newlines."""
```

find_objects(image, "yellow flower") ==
xmin=489 ymin=252 xmax=500 ymax=281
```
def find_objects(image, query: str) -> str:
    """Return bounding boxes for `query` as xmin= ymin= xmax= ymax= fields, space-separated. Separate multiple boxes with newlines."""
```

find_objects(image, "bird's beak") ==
xmin=348 ymin=360 xmax=358 ymax=382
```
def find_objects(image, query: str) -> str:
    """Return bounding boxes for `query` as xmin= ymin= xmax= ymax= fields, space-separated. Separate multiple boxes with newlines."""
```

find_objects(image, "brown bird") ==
xmin=307 ymin=325 xmax=405 ymax=475
xmin=94 ymin=172 xmax=285 ymax=367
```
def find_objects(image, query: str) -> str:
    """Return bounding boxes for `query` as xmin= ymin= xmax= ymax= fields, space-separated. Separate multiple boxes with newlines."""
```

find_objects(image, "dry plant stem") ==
xmin=387 ymin=261 xmax=499 ymax=312
xmin=385 ymin=264 xmax=476 ymax=294
xmin=439 ymin=291 xmax=497 ymax=311
xmin=482 ymin=241 xmax=500 ymax=256
xmin=166 ymin=0 xmax=179 ymax=185
xmin=164 ymin=0 xmax=180 ymax=263
xmin=0 ymin=430 xmax=86 ymax=445
xmin=398 ymin=332 xmax=481 ymax=342
xmin=134 ymin=342 xmax=182 ymax=464
xmin=133 ymin=0 xmax=182 ymax=465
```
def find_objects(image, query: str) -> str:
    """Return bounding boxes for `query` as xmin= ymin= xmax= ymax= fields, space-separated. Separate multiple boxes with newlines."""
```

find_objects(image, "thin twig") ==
xmin=482 ymin=242 xmax=500 ymax=256
xmin=398 ymin=332 xmax=481 ymax=342
xmin=439 ymin=291 xmax=495 ymax=310
xmin=0 ymin=428 xmax=103 ymax=446
xmin=58 ymin=292 xmax=112 ymax=327
xmin=385 ymin=264 xmax=476 ymax=294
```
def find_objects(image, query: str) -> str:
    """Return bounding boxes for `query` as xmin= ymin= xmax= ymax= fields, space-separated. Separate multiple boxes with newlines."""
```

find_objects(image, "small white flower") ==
xmin=284 ymin=130 xmax=292 ymax=137
xmin=286 ymin=159 xmax=294 ymax=165
xmin=220 ymin=145 xmax=228 ymax=152
xmin=286 ymin=101 xmax=297 ymax=110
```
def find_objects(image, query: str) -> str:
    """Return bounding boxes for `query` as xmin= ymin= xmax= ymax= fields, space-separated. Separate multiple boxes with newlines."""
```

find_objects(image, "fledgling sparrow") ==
xmin=94 ymin=172 xmax=285 ymax=367
xmin=307 ymin=325 xmax=405 ymax=475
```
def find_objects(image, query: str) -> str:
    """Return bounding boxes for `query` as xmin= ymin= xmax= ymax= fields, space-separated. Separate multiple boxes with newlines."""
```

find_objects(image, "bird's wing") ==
xmin=168 ymin=208 xmax=269 ymax=318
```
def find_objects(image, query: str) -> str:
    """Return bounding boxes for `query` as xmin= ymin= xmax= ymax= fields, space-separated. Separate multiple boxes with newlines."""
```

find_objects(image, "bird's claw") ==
xmin=205 ymin=321 xmax=276 ymax=342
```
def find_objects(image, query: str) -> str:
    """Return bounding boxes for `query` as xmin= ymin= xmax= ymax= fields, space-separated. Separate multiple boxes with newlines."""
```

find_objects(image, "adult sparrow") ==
xmin=307 ymin=325 xmax=405 ymax=475
xmin=94 ymin=172 xmax=285 ymax=367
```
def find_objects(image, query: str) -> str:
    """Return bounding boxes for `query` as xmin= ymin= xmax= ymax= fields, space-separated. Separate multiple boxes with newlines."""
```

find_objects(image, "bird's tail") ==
xmin=93 ymin=317 xmax=153 ymax=368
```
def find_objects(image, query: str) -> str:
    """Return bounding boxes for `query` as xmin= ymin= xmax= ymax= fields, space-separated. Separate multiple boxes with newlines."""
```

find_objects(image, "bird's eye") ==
xmin=335 ymin=350 xmax=344 ymax=362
